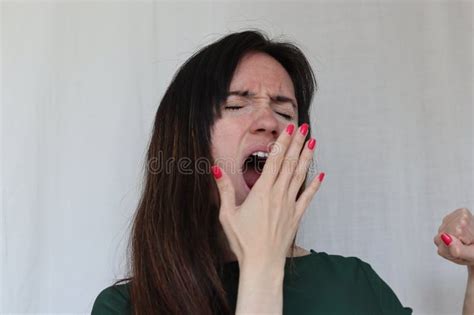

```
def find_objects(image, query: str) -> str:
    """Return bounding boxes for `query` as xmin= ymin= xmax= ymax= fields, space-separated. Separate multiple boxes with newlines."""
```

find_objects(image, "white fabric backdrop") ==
xmin=2 ymin=1 xmax=472 ymax=314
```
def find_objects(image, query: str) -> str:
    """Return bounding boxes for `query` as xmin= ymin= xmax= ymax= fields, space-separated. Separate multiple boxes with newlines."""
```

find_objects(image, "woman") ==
xmin=91 ymin=30 xmax=470 ymax=314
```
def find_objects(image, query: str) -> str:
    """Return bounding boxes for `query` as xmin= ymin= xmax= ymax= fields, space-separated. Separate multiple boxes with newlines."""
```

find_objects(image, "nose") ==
xmin=249 ymin=105 xmax=279 ymax=137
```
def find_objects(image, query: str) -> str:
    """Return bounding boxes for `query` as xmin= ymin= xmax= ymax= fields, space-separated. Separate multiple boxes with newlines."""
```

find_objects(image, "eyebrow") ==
xmin=226 ymin=90 xmax=297 ymax=109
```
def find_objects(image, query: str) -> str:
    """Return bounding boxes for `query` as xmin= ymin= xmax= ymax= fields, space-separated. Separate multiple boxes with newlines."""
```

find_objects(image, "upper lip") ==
xmin=240 ymin=142 xmax=274 ymax=169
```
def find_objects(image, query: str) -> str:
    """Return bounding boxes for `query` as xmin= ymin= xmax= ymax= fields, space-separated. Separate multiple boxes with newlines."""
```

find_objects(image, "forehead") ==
xmin=229 ymin=52 xmax=296 ymax=100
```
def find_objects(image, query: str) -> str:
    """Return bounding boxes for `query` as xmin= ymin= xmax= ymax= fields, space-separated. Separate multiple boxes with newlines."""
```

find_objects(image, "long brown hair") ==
xmin=116 ymin=29 xmax=317 ymax=314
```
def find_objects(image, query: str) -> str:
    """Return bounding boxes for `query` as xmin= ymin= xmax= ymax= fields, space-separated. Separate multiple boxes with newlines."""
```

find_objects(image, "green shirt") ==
xmin=92 ymin=249 xmax=413 ymax=314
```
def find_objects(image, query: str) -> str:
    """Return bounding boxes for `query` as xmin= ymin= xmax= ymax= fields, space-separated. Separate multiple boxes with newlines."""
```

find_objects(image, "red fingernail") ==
xmin=318 ymin=172 xmax=325 ymax=182
xmin=308 ymin=138 xmax=316 ymax=150
xmin=299 ymin=123 xmax=309 ymax=136
xmin=286 ymin=124 xmax=295 ymax=135
xmin=211 ymin=165 xmax=222 ymax=179
xmin=441 ymin=233 xmax=452 ymax=246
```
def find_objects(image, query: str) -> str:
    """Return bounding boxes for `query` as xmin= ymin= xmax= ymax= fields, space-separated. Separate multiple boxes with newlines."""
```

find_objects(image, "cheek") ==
xmin=211 ymin=120 xmax=241 ymax=159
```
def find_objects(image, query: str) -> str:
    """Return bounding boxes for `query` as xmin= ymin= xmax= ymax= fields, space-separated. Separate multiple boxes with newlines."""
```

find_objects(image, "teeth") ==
xmin=251 ymin=151 xmax=269 ymax=158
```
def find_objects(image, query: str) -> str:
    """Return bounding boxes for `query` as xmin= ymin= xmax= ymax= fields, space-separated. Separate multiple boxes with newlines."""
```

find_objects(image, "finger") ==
xmin=436 ymin=235 xmax=459 ymax=261
xmin=437 ymin=244 xmax=467 ymax=265
xmin=294 ymin=172 xmax=325 ymax=220
xmin=274 ymin=123 xmax=310 ymax=190
xmin=434 ymin=232 xmax=449 ymax=247
xmin=441 ymin=232 xmax=474 ymax=263
xmin=257 ymin=123 xmax=295 ymax=187
xmin=288 ymin=137 xmax=316 ymax=201
xmin=438 ymin=215 xmax=474 ymax=246
xmin=211 ymin=165 xmax=236 ymax=213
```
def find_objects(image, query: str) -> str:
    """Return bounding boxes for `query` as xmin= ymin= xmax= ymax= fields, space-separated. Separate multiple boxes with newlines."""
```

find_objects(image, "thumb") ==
xmin=211 ymin=165 xmax=236 ymax=212
xmin=442 ymin=232 xmax=474 ymax=263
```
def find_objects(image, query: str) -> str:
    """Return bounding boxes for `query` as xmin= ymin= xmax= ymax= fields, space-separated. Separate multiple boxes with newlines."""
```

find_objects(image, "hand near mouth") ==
xmin=211 ymin=122 xmax=324 ymax=269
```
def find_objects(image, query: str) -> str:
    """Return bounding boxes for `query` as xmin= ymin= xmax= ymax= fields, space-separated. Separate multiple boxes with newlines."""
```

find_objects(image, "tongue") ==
xmin=243 ymin=167 xmax=261 ymax=189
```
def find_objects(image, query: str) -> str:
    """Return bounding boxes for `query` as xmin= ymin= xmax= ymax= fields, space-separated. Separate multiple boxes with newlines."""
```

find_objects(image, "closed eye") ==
xmin=278 ymin=113 xmax=293 ymax=120
xmin=224 ymin=106 xmax=293 ymax=120
xmin=224 ymin=106 xmax=243 ymax=110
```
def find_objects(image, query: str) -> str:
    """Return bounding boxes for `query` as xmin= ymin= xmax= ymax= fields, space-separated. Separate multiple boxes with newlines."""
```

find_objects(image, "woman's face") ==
xmin=211 ymin=52 xmax=299 ymax=206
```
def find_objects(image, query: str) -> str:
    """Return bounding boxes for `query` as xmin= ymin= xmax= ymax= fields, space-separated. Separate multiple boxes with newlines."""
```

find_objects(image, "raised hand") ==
xmin=434 ymin=208 xmax=474 ymax=267
xmin=212 ymin=123 xmax=324 ymax=268
xmin=434 ymin=208 xmax=474 ymax=314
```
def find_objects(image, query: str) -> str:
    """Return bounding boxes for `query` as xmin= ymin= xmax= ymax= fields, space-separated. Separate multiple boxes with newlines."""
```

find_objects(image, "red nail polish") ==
xmin=211 ymin=165 xmax=222 ymax=179
xmin=308 ymin=138 xmax=316 ymax=150
xmin=318 ymin=172 xmax=325 ymax=182
xmin=441 ymin=233 xmax=452 ymax=246
xmin=299 ymin=123 xmax=309 ymax=135
xmin=286 ymin=124 xmax=295 ymax=135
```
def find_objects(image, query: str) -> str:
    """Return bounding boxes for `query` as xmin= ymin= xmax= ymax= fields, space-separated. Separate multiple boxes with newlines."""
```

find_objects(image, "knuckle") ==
xmin=270 ymin=141 xmax=284 ymax=156
xmin=274 ymin=183 xmax=286 ymax=196
xmin=220 ymin=181 xmax=231 ymax=192
xmin=280 ymin=158 xmax=291 ymax=170
xmin=296 ymin=134 xmax=306 ymax=145
xmin=307 ymin=184 xmax=318 ymax=198
xmin=298 ymin=199 xmax=309 ymax=213
xmin=461 ymin=208 xmax=471 ymax=216
xmin=292 ymin=170 xmax=305 ymax=183
xmin=451 ymin=248 xmax=460 ymax=259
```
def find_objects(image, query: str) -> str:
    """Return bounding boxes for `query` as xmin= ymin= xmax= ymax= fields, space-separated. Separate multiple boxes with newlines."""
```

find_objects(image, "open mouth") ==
xmin=242 ymin=151 xmax=268 ymax=189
